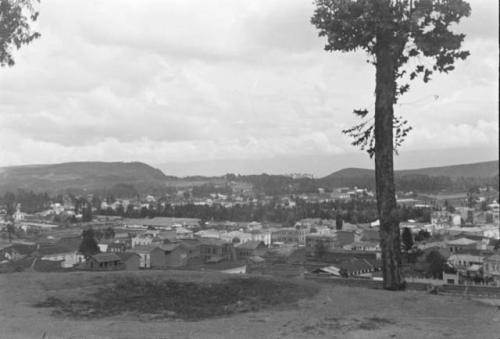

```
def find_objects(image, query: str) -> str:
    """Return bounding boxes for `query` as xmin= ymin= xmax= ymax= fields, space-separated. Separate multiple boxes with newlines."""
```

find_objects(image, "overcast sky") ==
xmin=0 ymin=0 xmax=498 ymax=176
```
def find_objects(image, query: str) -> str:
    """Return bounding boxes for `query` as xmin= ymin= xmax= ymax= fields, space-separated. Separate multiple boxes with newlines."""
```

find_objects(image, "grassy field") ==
xmin=1 ymin=270 xmax=499 ymax=339
xmin=34 ymin=275 xmax=318 ymax=321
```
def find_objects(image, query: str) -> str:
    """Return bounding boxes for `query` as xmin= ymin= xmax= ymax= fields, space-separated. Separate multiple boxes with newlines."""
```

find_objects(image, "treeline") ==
xmin=0 ymin=190 xmax=51 ymax=214
xmin=98 ymin=198 xmax=431 ymax=226
xmin=237 ymin=173 xmax=499 ymax=195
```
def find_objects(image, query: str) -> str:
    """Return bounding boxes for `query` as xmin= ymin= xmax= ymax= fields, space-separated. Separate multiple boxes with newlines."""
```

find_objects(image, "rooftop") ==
xmin=446 ymin=238 xmax=477 ymax=246
xmin=236 ymin=240 xmax=265 ymax=250
xmin=90 ymin=253 xmax=121 ymax=263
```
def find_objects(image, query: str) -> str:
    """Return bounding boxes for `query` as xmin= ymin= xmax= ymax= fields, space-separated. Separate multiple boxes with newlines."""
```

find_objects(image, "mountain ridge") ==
xmin=321 ymin=160 xmax=499 ymax=180
xmin=0 ymin=159 xmax=497 ymax=195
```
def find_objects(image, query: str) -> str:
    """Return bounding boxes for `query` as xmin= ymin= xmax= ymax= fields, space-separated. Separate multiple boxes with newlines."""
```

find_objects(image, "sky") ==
xmin=0 ymin=0 xmax=498 ymax=176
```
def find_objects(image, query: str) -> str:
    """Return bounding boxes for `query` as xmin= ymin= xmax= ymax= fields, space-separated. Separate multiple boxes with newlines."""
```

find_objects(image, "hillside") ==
xmin=0 ymin=161 xmax=172 ymax=195
xmin=0 ymin=160 xmax=497 ymax=195
xmin=319 ymin=160 xmax=499 ymax=190
xmin=398 ymin=160 xmax=499 ymax=178
xmin=0 ymin=271 xmax=498 ymax=339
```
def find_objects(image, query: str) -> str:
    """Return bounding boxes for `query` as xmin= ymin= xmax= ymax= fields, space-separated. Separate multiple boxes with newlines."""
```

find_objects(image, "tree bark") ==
xmin=375 ymin=33 xmax=405 ymax=290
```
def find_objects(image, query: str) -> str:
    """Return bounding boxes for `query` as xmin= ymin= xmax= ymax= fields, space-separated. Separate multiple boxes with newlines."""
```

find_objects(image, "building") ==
xmin=150 ymin=244 xmax=190 ymax=268
xmin=483 ymin=254 xmax=500 ymax=286
xmin=195 ymin=229 xmax=221 ymax=239
xmin=220 ymin=231 xmax=253 ymax=244
xmin=344 ymin=241 xmax=380 ymax=252
xmin=199 ymin=238 xmax=236 ymax=262
xmin=305 ymin=234 xmax=336 ymax=257
xmin=312 ymin=258 xmax=377 ymax=278
xmin=446 ymin=238 xmax=478 ymax=253
xmin=86 ymin=253 xmax=123 ymax=271
xmin=335 ymin=230 xmax=360 ymax=247
xmin=236 ymin=241 xmax=267 ymax=259
xmin=128 ymin=245 xmax=157 ymax=268
xmin=271 ymin=228 xmax=299 ymax=244
xmin=360 ymin=229 xmax=380 ymax=242
xmin=250 ymin=230 xmax=272 ymax=246
xmin=447 ymin=250 xmax=492 ymax=274
xmin=116 ymin=252 xmax=140 ymax=270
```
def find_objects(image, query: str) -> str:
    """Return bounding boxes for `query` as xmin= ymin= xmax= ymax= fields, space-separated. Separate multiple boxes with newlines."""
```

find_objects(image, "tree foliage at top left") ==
xmin=0 ymin=0 xmax=40 ymax=67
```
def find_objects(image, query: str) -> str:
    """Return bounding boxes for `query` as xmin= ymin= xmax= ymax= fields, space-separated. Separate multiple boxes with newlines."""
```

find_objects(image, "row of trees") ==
xmin=97 ymin=197 xmax=432 ymax=227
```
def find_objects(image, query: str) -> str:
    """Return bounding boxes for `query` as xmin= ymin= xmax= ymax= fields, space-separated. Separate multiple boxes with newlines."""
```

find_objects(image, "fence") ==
xmin=304 ymin=273 xmax=500 ymax=298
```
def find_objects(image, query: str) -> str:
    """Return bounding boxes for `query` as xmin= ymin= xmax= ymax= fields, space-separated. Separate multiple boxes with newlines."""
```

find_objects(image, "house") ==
xmin=421 ymin=246 xmax=451 ymax=260
xmin=271 ymin=228 xmax=299 ymax=244
xmin=483 ymin=254 xmax=500 ymax=286
xmin=250 ymin=229 xmax=272 ymax=246
xmin=97 ymin=243 xmax=109 ymax=253
xmin=174 ymin=227 xmax=193 ymax=239
xmin=220 ymin=230 xmax=253 ymax=244
xmin=86 ymin=253 xmax=123 ymax=271
xmin=195 ymin=229 xmax=221 ymax=239
xmin=335 ymin=230 xmax=360 ymax=247
xmin=236 ymin=241 xmax=267 ymax=259
xmin=312 ymin=258 xmax=378 ymax=278
xmin=150 ymin=244 xmax=190 ymax=268
xmin=305 ymin=234 xmax=336 ymax=257
xmin=107 ymin=242 xmax=127 ymax=253
xmin=127 ymin=245 xmax=157 ymax=268
xmin=344 ymin=241 xmax=380 ymax=252
xmin=446 ymin=238 xmax=478 ymax=253
xmin=199 ymin=238 xmax=236 ymax=262
xmin=447 ymin=250 xmax=492 ymax=274
xmin=361 ymin=229 xmax=380 ymax=242
xmin=131 ymin=235 xmax=153 ymax=248
xmin=157 ymin=230 xmax=177 ymax=242
xmin=116 ymin=252 xmax=140 ymax=270
xmin=443 ymin=266 xmax=460 ymax=284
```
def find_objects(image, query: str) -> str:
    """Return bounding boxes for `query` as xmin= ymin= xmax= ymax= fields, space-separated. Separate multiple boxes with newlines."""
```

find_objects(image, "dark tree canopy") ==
xmin=401 ymin=227 xmax=414 ymax=251
xmin=79 ymin=228 xmax=100 ymax=257
xmin=426 ymin=249 xmax=447 ymax=279
xmin=335 ymin=213 xmax=343 ymax=230
xmin=0 ymin=0 xmax=40 ymax=67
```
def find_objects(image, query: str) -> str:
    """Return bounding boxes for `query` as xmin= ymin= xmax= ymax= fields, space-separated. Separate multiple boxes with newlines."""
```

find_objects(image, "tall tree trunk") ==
xmin=375 ymin=34 xmax=405 ymax=290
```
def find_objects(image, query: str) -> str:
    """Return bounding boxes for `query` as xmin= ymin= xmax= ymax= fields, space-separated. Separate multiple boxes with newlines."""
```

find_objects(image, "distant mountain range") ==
xmin=0 ymin=160 xmax=497 ymax=195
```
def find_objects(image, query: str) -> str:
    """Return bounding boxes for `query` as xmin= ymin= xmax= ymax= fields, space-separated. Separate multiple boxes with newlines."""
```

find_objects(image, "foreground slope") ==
xmin=0 ymin=271 xmax=498 ymax=339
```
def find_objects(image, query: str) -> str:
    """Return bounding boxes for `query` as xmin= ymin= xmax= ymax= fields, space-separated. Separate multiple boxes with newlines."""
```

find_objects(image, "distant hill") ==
xmin=0 ymin=160 xmax=497 ymax=196
xmin=319 ymin=160 xmax=499 ymax=191
xmin=397 ymin=160 xmax=499 ymax=178
xmin=0 ymin=161 xmax=173 ymax=195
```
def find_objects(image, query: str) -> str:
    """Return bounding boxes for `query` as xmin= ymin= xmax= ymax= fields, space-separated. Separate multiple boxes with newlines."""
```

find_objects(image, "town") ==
xmin=1 ymin=179 xmax=499 ymax=289
xmin=1 ymin=0 xmax=498 ymax=337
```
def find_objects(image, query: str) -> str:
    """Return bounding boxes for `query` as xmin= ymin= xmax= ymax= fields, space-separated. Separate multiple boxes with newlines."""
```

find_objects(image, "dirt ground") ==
xmin=1 ymin=271 xmax=499 ymax=339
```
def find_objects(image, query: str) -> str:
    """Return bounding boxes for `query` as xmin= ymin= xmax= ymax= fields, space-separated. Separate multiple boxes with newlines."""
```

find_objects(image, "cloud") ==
xmin=0 ymin=0 xmax=497 ymax=171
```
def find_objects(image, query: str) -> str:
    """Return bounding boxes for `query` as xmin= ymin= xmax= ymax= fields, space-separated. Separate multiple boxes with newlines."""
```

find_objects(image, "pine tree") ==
xmin=312 ymin=0 xmax=470 ymax=289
